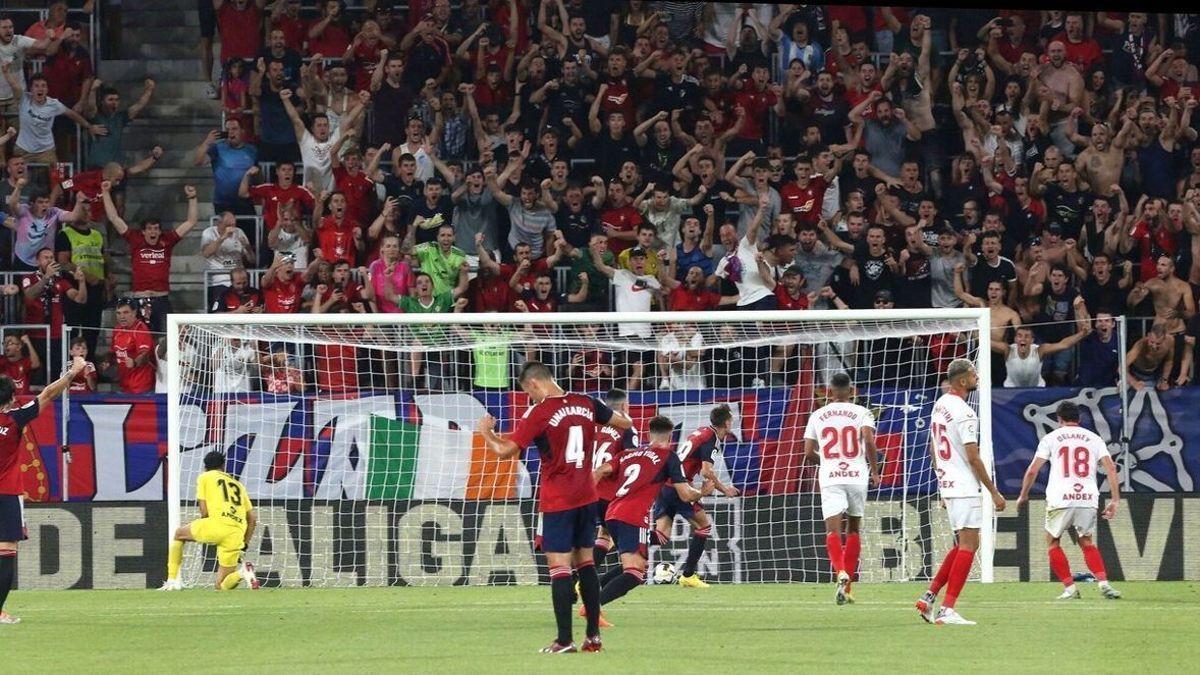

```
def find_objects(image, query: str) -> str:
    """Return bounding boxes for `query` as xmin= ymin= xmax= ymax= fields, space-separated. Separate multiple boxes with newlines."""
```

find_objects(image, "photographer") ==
xmin=20 ymin=247 xmax=86 ymax=378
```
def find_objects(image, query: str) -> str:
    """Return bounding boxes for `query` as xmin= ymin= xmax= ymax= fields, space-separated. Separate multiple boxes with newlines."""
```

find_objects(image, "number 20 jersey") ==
xmin=803 ymin=401 xmax=876 ymax=488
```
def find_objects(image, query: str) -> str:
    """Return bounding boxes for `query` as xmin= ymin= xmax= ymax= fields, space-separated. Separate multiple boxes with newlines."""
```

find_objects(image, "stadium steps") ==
xmin=96 ymin=1 xmax=226 ymax=316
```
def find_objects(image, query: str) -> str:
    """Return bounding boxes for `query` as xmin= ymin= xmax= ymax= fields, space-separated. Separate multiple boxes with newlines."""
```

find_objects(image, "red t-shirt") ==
xmin=124 ymin=229 xmax=182 ymax=293
xmin=827 ymin=6 xmax=868 ymax=34
xmin=470 ymin=273 xmax=513 ymax=312
xmin=507 ymin=393 xmax=614 ymax=512
xmin=313 ymin=282 xmax=364 ymax=312
xmin=775 ymin=286 xmax=810 ymax=310
xmin=250 ymin=182 xmax=315 ymax=231
xmin=350 ymin=40 xmax=383 ymax=92
xmin=333 ymin=167 xmax=374 ymax=227
xmin=43 ymin=47 xmax=93 ymax=108
xmin=0 ymin=400 xmax=40 ymax=495
xmin=598 ymin=80 xmax=636 ymax=126
xmin=112 ymin=321 xmax=154 ymax=394
xmin=61 ymin=169 xmax=105 ymax=221
xmin=593 ymin=423 xmax=638 ymax=502
xmin=473 ymin=77 xmax=513 ymax=111
xmin=779 ymin=176 xmax=829 ymax=228
xmin=1129 ymin=220 xmax=1179 ymax=282
xmin=600 ymin=206 xmax=643 ymax=255
xmin=69 ymin=361 xmax=97 ymax=393
xmin=733 ymin=86 xmax=778 ymax=140
xmin=263 ymin=273 xmax=306 ymax=313
xmin=500 ymin=258 xmax=551 ymax=295
xmin=668 ymin=285 xmax=721 ymax=311
xmin=306 ymin=19 xmax=350 ymax=58
xmin=0 ymin=357 xmax=34 ymax=394
xmin=316 ymin=215 xmax=360 ymax=265
xmin=603 ymin=443 xmax=685 ymax=528
xmin=1050 ymin=33 xmax=1104 ymax=72
xmin=272 ymin=15 xmax=307 ymax=52
xmin=216 ymin=3 xmax=265 ymax=60
xmin=315 ymin=343 xmax=358 ymax=393
xmin=21 ymin=272 xmax=75 ymax=339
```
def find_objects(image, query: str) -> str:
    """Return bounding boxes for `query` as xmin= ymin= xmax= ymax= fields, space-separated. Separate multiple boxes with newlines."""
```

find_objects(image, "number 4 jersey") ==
xmin=603 ymin=443 xmax=687 ymax=528
xmin=508 ymin=393 xmax=615 ymax=513
xmin=803 ymin=401 xmax=876 ymax=488
xmin=1035 ymin=424 xmax=1110 ymax=509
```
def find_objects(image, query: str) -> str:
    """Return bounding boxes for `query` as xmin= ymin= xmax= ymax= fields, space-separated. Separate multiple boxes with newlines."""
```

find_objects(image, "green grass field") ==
xmin=6 ymin=582 xmax=1197 ymax=673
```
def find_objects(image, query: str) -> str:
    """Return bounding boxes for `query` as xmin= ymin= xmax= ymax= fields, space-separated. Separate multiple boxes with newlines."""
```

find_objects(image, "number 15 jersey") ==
xmin=930 ymin=393 xmax=981 ymax=498
xmin=804 ymin=401 xmax=876 ymax=488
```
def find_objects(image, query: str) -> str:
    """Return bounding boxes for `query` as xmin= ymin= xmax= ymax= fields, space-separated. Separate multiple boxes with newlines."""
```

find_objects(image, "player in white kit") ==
xmin=1017 ymin=401 xmax=1122 ymax=600
xmin=915 ymin=359 xmax=1006 ymax=625
xmin=803 ymin=372 xmax=879 ymax=605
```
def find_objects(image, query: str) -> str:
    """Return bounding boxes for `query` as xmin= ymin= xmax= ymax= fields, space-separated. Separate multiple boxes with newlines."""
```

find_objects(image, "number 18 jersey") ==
xmin=930 ymin=393 xmax=981 ymax=498
xmin=803 ymin=401 xmax=876 ymax=488
xmin=1035 ymin=424 xmax=1110 ymax=509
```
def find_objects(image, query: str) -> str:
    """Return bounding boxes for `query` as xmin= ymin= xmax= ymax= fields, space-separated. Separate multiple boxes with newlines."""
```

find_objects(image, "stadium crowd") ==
xmin=2 ymin=3 xmax=1200 ymax=394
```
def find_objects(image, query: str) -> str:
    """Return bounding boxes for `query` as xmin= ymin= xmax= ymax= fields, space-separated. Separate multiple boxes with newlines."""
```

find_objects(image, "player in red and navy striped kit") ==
xmin=0 ymin=355 xmax=86 ymax=624
xmin=594 ymin=415 xmax=711 ymax=610
xmin=652 ymin=404 xmax=740 ymax=588
xmin=478 ymin=361 xmax=631 ymax=654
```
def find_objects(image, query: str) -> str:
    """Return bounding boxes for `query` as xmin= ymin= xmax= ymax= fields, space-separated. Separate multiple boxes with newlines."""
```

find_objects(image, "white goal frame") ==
xmin=166 ymin=308 xmax=996 ymax=583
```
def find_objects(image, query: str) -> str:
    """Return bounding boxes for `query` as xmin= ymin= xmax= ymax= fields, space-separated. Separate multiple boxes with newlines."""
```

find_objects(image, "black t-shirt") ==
xmin=408 ymin=196 xmax=455 ymax=245
xmin=382 ymin=175 xmax=424 ymax=218
xmin=896 ymin=250 xmax=931 ymax=309
xmin=1036 ymin=284 xmax=1079 ymax=342
xmin=851 ymin=241 xmax=895 ymax=308
xmin=652 ymin=73 xmax=701 ymax=116
xmin=838 ymin=170 xmax=881 ymax=210
xmin=805 ymin=93 xmax=850 ymax=146
xmin=371 ymin=80 xmax=415 ymax=147
xmin=1042 ymin=184 xmax=1094 ymax=240
xmin=641 ymin=140 xmax=684 ymax=186
xmin=690 ymin=177 xmax=735 ymax=226
xmin=556 ymin=203 xmax=599 ymax=249
xmin=1082 ymin=270 xmax=1126 ymax=316
xmin=587 ymin=132 xmax=640 ymax=179
xmin=893 ymin=184 xmax=929 ymax=221
xmin=969 ymin=255 xmax=1017 ymax=299
xmin=550 ymin=81 xmax=590 ymax=129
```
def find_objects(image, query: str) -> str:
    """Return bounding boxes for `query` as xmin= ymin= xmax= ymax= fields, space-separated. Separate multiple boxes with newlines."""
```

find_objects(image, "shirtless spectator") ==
xmin=1127 ymin=324 xmax=1190 ymax=390
xmin=1127 ymin=256 xmax=1197 ymax=338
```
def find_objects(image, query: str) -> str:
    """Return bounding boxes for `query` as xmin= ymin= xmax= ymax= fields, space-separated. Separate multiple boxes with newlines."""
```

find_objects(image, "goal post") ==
xmin=167 ymin=308 xmax=994 ymax=587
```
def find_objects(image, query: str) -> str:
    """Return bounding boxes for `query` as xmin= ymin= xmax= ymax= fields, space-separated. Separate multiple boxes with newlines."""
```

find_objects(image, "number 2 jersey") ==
xmin=508 ymin=393 xmax=615 ymax=513
xmin=603 ymin=443 xmax=687 ymax=528
xmin=195 ymin=469 xmax=253 ymax=528
xmin=594 ymin=423 xmax=640 ymax=502
xmin=930 ymin=392 xmax=981 ymax=498
xmin=803 ymin=401 xmax=876 ymax=489
xmin=1035 ymin=424 xmax=1110 ymax=510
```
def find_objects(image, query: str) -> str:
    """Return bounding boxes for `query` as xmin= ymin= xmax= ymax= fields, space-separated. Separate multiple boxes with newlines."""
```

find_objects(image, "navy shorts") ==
xmin=541 ymin=504 xmax=596 ymax=553
xmin=0 ymin=495 xmax=27 ymax=542
xmin=605 ymin=519 xmax=647 ymax=557
xmin=197 ymin=0 xmax=217 ymax=39
xmin=652 ymin=485 xmax=703 ymax=522
xmin=594 ymin=499 xmax=610 ymax=528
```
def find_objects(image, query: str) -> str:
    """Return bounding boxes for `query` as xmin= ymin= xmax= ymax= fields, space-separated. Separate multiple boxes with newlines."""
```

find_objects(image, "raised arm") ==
xmin=127 ymin=78 xmax=156 ymax=120
xmin=99 ymin=181 xmax=130 ymax=235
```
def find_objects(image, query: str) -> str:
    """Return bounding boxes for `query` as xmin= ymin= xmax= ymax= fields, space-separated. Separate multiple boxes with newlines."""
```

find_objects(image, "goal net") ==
xmin=167 ymin=309 xmax=993 ymax=588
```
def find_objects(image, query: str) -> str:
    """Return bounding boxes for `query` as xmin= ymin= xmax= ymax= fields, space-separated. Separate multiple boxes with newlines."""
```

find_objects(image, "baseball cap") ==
xmin=628 ymin=247 xmax=648 ymax=258
xmin=1045 ymin=222 xmax=1064 ymax=235
xmin=783 ymin=265 xmax=804 ymax=277
xmin=874 ymin=289 xmax=894 ymax=303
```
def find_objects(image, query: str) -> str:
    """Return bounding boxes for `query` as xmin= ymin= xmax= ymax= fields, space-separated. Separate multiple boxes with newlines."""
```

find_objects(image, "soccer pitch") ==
xmin=7 ymin=583 xmax=1197 ymax=673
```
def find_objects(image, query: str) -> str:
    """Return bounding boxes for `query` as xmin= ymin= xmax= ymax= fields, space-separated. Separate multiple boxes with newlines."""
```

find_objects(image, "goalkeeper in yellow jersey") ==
xmin=160 ymin=451 xmax=259 ymax=591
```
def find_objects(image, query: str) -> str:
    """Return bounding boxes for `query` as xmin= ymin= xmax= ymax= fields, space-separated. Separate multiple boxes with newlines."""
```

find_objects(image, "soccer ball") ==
xmin=652 ymin=562 xmax=676 ymax=585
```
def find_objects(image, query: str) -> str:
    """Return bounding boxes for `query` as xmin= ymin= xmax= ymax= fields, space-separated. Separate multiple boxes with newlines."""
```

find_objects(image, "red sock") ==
xmin=929 ymin=546 xmax=959 ymax=595
xmin=844 ymin=533 xmax=861 ymax=584
xmin=1082 ymin=545 xmax=1108 ymax=582
xmin=1048 ymin=546 xmax=1073 ymax=585
xmin=825 ymin=532 xmax=845 ymax=573
xmin=941 ymin=548 xmax=975 ymax=609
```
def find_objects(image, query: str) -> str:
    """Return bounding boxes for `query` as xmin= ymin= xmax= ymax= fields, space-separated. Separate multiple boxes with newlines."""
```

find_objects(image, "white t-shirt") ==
xmin=659 ymin=329 xmax=705 ymax=389
xmin=1004 ymin=344 xmax=1045 ymax=387
xmin=271 ymin=227 xmax=309 ymax=269
xmin=201 ymin=225 xmax=252 ymax=285
xmin=0 ymin=36 xmax=36 ymax=101
xmin=612 ymin=268 xmax=659 ymax=337
xmin=299 ymin=127 xmax=342 ymax=192
xmin=213 ymin=342 xmax=259 ymax=393
xmin=17 ymin=92 xmax=68 ymax=153
xmin=804 ymin=401 xmax=876 ymax=488
xmin=1035 ymin=424 xmax=1110 ymax=510
xmin=715 ymin=235 xmax=772 ymax=306
xmin=398 ymin=142 xmax=433 ymax=181
xmin=930 ymin=393 xmax=981 ymax=498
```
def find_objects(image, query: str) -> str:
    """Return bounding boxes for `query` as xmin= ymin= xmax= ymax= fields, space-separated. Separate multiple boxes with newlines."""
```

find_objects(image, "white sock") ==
xmin=1063 ymin=583 xmax=1078 ymax=594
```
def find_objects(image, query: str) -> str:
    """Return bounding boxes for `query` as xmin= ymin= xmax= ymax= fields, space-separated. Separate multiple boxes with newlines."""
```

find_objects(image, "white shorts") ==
xmin=1045 ymin=507 xmax=1098 ymax=540
xmin=820 ymin=484 xmax=867 ymax=520
xmin=945 ymin=496 xmax=983 ymax=531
